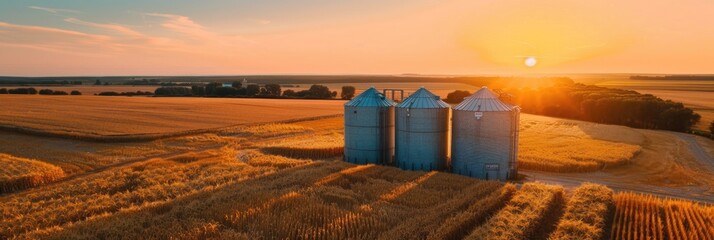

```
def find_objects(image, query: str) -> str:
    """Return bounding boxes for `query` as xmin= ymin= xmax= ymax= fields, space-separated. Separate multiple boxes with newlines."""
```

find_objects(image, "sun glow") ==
xmin=525 ymin=57 xmax=537 ymax=67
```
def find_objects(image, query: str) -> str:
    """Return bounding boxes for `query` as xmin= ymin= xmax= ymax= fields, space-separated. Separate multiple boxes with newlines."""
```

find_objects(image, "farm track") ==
xmin=0 ymin=114 xmax=343 ymax=143
xmin=523 ymin=170 xmax=714 ymax=203
xmin=672 ymin=132 xmax=714 ymax=171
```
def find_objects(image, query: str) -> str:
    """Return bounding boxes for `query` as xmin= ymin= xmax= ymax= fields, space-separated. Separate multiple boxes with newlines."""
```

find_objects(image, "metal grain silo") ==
xmin=395 ymin=87 xmax=450 ymax=171
xmin=451 ymin=87 xmax=520 ymax=181
xmin=344 ymin=87 xmax=396 ymax=165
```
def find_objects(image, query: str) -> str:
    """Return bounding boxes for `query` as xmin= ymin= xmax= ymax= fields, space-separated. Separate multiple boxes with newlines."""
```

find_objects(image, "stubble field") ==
xmin=0 ymin=95 xmax=343 ymax=136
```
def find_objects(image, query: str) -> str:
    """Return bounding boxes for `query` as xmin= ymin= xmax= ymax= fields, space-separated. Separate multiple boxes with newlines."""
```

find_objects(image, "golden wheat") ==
xmin=610 ymin=192 xmax=714 ymax=240
xmin=18 ymin=159 xmax=510 ymax=239
xmin=549 ymin=183 xmax=614 ymax=240
xmin=466 ymin=182 xmax=565 ymax=240
xmin=427 ymin=184 xmax=517 ymax=240
xmin=0 ymin=95 xmax=343 ymax=135
xmin=0 ymin=154 xmax=65 ymax=194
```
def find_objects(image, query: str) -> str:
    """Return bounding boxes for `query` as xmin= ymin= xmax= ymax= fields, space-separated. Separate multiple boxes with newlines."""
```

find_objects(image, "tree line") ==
xmin=153 ymin=82 xmax=357 ymax=100
xmin=446 ymin=83 xmax=702 ymax=133
xmin=0 ymin=88 xmax=81 ymax=95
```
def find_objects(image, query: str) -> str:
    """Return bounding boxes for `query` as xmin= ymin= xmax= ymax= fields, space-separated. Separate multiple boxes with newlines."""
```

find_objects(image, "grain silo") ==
xmin=395 ymin=87 xmax=450 ymax=171
xmin=451 ymin=87 xmax=520 ymax=181
xmin=344 ymin=87 xmax=396 ymax=165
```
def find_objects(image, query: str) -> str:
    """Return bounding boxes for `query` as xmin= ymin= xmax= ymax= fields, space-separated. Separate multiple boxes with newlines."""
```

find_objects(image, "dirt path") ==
xmin=522 ymin=170 xmax=714 ymax=203
xmin=672 ymin=132 xmax=714 ymax=171
xmin=522 ymin=130 xmax=714 ymax=203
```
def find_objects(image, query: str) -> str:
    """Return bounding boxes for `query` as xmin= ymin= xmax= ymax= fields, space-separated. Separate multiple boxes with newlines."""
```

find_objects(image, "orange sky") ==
xmin=0 ymin=0 xmax=712 ymax=76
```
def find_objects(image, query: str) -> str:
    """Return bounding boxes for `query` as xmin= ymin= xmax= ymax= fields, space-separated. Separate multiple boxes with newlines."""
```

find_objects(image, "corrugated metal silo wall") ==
xmin=451 ymin=110 xmax=515 ymax=181
xmin=395 ymin=107 xmax=450 ymax=171
xmin=344 ymin=106 xmax=395 ymax=165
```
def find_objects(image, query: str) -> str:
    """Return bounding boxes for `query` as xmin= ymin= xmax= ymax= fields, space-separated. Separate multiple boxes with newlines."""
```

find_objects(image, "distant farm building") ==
xmin=451 ymin=87 xmax=520 ymax=181
xmin=343 ymin=87 xmax=396 ymax=165
xmin=395 ymin=87 xmax=450 ymax=171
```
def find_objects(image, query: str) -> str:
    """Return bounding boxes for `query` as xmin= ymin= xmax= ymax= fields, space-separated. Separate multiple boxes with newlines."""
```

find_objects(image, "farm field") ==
xmin=1 ymin=129 xmax=710 ymax=239
xmin=0 ymin=95 xmax=343 ymax=136
xmin=0 ymin=96 xmax=713 ymax=239
xmin=0 ymin=154 xmax=65 ymax=194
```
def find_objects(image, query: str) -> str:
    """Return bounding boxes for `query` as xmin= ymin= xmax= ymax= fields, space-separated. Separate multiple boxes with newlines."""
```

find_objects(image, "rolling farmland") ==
xmin=0 ymin=154 xmax=65 ymax=194
xmin=0 ymin=95 xmax=343 ymax=136
xmin=0 ymin=96 xmax=713 ymax=239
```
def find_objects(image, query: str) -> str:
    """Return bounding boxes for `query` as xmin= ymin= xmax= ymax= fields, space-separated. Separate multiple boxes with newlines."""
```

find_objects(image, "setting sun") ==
xmin=1 ymin=2 xmax=714 ymax=239
xmin=525 ymin=57 xmax=537 ymax=67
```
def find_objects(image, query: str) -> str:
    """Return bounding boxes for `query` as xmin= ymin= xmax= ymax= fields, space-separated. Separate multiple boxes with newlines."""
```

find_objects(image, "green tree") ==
xmin=282 ymin=89 xmax=296 ymax=97
xmin=341 ymin=86 xmax=356 ymax=100
xmin=205 ymin=82 xmax=221 ymax=95
xmin=264 ymin=84 xmax=282 ymax=96
xmin=445 ymin=90 xmax=471 ymax=103
xmin=245 ymin=85 xmax=260 ymax=96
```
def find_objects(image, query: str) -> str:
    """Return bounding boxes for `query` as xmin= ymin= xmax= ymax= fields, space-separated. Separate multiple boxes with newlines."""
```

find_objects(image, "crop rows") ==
xmin=610 ymin=192 xmax=714 ymax=240
xmin=549 ymin=183 xmax=614 ymax=240
xmin=466 ymin=182 xmax=565 ymax=240
xmin=0 ymin=154 xmax=65 ymax=194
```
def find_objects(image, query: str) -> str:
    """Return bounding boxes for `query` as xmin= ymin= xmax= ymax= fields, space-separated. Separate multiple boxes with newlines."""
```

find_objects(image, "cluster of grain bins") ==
xmin=344 ymin=86 xmax=520 ymax=181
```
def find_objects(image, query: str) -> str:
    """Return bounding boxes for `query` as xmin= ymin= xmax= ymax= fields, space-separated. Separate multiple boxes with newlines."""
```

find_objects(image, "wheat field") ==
xmin=518 ymin=114 xmax=643 ymax=172
xmin=1 ymin=97 xmax=713 ymax=239
xmin=549 ymin=183 xmax=614 ymax=240
xmin=610 ymin=192 xmax=714 ymax=240
xmin=0 ymin=95 xmax=343 ymax=136
xmin=0 ymin=154 xmax=65 ymax=194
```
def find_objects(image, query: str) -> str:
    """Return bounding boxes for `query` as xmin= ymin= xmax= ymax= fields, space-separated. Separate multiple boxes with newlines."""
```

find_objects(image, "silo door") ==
xmin=484 ymin=164 xmax=500 ymax=180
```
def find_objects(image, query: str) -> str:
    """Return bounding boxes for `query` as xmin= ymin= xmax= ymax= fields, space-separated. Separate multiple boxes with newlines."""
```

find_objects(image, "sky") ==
xmin=1 ymin=0 xmax=713 ymax=76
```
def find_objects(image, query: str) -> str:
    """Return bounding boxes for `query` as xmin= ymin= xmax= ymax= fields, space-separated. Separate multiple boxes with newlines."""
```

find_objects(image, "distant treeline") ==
xmin=96 ymin=91 xmax=153 ymax=96
xmin=509 ymin=84 xmax=700 ymax=132
xmin=630 ymin=75 xmax=714 ymax=80
xmin=447 ymin=83 xmax=701 ymax=132
xmin=0 ymin=88 xmax=81 ymax=95
xmin=1 ymin=76 xmax=572 ymax=88
xmin=0 ymin=80 xmax=83 ymax=86
xmin=153 ymin=82 xmax=356 ymax=100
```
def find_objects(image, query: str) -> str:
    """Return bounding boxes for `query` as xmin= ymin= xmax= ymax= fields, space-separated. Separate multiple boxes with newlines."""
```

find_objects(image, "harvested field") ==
xmin=518 ymin=114 xmax=643 ymax=172
xmin=0 ymin=95 xmax=343 ymax=136
xmin=0 ymin=154 xmax=65 ymax=194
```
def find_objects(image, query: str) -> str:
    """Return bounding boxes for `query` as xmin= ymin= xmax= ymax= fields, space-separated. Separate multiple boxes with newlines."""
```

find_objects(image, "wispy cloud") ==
xmin=64 ymin=18 xmax=144 ymax=37
xmin=254 ymin=19 xmax=272 ymax=25
xmin=143 ymin=13 xmax=216 ymax=41
xmin=29 ymin=6 xmax=80 ymax=14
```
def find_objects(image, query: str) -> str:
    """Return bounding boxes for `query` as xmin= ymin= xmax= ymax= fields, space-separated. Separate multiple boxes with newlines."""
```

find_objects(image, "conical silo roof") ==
xmin=397 ymin=87 xmax=450 ymax=109
xmin=453 ymin=86 xmax=515 ymax=112
xmin=345 ymin=87 xmax=396 ymax=107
